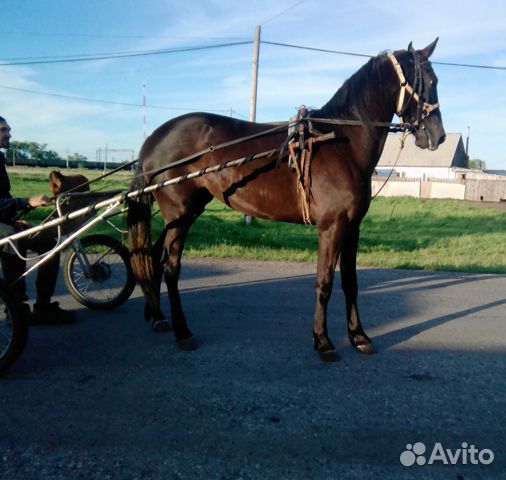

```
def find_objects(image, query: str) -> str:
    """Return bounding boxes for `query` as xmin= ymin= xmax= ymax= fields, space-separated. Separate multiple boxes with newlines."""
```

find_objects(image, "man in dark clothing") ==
xmin=0 ymin=116 xmax=75 ymax=324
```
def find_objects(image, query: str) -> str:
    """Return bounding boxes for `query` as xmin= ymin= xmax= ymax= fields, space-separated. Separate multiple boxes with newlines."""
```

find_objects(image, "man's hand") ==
xmin=28 ymin=195 xmax=52 ymax=208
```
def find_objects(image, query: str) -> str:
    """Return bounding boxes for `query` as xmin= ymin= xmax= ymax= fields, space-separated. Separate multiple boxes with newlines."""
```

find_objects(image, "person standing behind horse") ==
xmin=0 ymin=116 xmax=76 ymax=324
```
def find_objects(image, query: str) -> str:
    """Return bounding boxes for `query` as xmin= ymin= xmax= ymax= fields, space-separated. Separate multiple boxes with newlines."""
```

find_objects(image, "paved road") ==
xmin=1 ymin=258 xmax=505 ymax=479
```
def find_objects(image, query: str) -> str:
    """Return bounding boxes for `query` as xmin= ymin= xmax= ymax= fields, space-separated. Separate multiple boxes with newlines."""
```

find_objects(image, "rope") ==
xmin=372 ymin=131 xmax=410 ymax=199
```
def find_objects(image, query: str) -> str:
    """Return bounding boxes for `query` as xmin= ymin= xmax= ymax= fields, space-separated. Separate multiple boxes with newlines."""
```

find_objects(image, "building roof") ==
xmin=377 ymin=133 xmax=465 ymax=168
xmin=485 ymin=170 xmax=506 ymax=177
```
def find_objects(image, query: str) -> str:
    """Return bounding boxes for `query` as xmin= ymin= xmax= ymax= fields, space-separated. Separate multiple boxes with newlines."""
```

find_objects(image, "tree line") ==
xmin=5 ymin=141 xmax=87 ymax=168
xmin=4 ymin=141 xmax=131 ymax=170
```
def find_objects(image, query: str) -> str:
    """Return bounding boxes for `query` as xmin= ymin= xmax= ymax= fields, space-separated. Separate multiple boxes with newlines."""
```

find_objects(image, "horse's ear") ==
xmin=408 ymin=41 xmax=415 ymax=53
xmin=418 ymin=37 xmax=438 ymax=60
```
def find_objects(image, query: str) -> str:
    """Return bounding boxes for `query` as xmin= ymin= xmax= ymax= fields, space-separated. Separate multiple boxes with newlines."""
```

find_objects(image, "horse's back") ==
xmin=140 ymin=112 xmax=279 ymax=165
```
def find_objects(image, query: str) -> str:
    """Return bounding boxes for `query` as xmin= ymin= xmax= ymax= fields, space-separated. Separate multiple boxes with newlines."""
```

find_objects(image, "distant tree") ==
xmin=67 ymin=153 xmax=88 ymax=163
xmin=5 ymin=141 xmax=62 ymax=166
xmin=5 ymin=141 xmax=31 ymax=164
xmin=468 ymin=158 xmax=486 ymax=170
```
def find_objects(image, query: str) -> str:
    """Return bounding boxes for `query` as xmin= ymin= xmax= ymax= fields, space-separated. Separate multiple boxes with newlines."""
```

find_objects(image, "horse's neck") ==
xmin=318 ymin=58 xmax=399 ymax=174
xmin=324 ymin=61 xmax=397 ymax=122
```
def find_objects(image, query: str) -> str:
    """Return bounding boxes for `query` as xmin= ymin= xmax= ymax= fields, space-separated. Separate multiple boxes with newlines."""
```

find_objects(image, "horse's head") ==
xmin=49 ymin=170 xmax=90 ymax=196
xmin=49 ymin=170 xmax=64 ymax=196
xmin=391 ymin=39 xmax=446 ymax=151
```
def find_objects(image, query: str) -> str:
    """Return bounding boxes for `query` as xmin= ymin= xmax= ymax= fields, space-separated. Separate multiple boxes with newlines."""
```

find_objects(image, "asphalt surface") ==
xmin=1 ymin=257 xmax=505 ymax=480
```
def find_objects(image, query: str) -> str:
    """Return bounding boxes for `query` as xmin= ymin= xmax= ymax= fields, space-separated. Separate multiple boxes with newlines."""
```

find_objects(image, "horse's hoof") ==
xmin=354 ymin=342 xmax=377 ymax=355
xmin=177 ymin=336 xmax=198 ymax=351
xmin=318 ymin=349 xmax=340 ymax=362
xmin=152 ymin=320 xmax=171 ymax=332
xmin=313 ymin=337 xmax=339 ymax=362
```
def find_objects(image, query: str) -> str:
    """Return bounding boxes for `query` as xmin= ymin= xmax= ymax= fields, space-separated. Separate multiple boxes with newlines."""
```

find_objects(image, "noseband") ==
xmin=387 ymin=53 xmax=439 ymax=128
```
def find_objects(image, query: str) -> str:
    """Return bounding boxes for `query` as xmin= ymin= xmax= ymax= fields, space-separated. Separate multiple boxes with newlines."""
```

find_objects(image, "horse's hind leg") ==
xmin=158 ymin=189 xmax=212 ymax=350
xmin=339 ymin=222 xmax=375 ymax=354
xmin=162 ymin=222 xmax=198 ymax=351
xmin=147 ymin=230 xmax=170 ymax=332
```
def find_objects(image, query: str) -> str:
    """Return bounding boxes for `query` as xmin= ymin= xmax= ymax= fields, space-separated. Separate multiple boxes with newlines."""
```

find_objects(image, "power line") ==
xmin=0 ymin=43 xmax=250 ymax=62
xmin=0 ymin=84 xmax=230 ymax=112
xmin=262 ymin=40 xmax=372 ymax=59
xmin=3 ymin=37 xmax=504 ymax=71
xmin=0 ymin=41 xmax=252 ymax=66
xmin=0 ymin=48 xmax=175 ymax=62
xmin=262 ymin=40 xmax=506 ymax=70
xmin=3 ymin=30 xmax=247 ymax=41
xmin=262 ymin=0 xmax=306 ymax=25
xmin=430 ymin=60 xmax=506 ymax=70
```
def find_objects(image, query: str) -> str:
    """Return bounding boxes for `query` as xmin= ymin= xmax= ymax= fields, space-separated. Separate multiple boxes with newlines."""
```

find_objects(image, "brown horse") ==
xmin=48 ymin=170 xmax=90 ymax=196
xmin=127 ymin=40 xmax=445 ymax=359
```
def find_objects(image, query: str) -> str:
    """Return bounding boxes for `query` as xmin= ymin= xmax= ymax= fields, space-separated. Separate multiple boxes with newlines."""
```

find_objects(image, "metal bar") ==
xmin=0 ymin=145 xmax=282 ymax=249
xmin=19 ymin=201 xmax=122 ymax=280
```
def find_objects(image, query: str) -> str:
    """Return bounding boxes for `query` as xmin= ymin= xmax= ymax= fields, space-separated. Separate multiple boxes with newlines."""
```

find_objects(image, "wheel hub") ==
xmin=87 ymin=262 xmax=112 ymax=282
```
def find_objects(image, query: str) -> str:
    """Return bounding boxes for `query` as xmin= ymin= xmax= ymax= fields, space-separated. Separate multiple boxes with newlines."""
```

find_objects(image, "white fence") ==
xmin=371 ymin=177 xmax=506 ymax=202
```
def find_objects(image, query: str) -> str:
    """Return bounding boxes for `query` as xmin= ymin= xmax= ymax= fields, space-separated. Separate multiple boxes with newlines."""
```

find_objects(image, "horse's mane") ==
xmin=312 ymin=52 xmax=393 ymax=130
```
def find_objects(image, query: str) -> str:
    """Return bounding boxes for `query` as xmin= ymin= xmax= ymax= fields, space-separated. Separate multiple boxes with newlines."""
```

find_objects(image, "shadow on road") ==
xmin=2 ymin=264 xmax=505 ymax=479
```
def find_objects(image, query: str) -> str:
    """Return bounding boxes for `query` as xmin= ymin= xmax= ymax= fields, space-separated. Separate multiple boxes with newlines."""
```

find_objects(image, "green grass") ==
xmin=9 ymin=167 xmax=506 ymax=273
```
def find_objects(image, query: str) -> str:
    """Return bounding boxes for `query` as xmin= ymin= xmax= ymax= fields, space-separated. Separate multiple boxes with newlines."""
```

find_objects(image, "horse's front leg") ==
xmin=313 ymin=222 xmax=344 ymax=361
xmin=339 ymin=222 xmax=375 ymax=354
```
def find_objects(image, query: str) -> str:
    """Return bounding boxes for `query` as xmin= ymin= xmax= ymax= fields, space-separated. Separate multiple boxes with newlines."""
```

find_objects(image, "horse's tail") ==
xmin=127 ymin=160 xmax=159 ymax=319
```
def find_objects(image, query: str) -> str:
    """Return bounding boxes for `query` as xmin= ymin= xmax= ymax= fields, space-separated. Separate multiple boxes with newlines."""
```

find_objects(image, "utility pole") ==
xmin=249 ymin=25 xmax=261 ymax=123
xmin=245 ymin=25 xmax=261 ymax=226
xmin=103 ymin=144 xmax=108 ymax=174
xmin=465 ymin=126 xmax=470 ymax=160
xmin=142 ymin=83 xmax=147 ymax=141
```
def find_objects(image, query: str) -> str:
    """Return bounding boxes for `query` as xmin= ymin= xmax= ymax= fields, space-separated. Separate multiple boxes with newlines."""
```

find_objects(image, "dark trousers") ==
xmin=0 ymin=222 xmax=59 ymax=304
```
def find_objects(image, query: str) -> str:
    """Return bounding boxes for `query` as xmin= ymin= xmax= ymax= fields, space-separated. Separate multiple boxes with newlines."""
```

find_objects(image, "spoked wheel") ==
xmin=63 ymin=234 xmax=136 ymax=310
xmin=0 ymin=279 xmax=28 ymax=373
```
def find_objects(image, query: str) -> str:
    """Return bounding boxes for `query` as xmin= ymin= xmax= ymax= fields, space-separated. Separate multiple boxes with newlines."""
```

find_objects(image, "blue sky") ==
xmin=1 ymin=0 xmax=505 ymax=168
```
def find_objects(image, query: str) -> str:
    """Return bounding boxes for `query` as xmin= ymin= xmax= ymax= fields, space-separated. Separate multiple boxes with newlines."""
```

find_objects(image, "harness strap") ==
xmin=147 ymin=122 xmax=289 ymax=184
xmin=387 ymin=54 xmax=440 ymax=121
xmin=288 ymin=132 xmax=335 ymax=225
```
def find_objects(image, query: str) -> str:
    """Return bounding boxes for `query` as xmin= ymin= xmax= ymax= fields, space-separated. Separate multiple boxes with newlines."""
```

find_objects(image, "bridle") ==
xmin=387 ymin=52 xmax=440 ymax=129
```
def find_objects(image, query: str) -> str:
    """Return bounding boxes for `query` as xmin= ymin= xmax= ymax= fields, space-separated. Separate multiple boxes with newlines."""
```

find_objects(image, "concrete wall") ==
xmin=431 ymin=182 xmax=466 ymax=200
xmin=375 ymin=166 xmax=453 ymax=180
xmin=465 ymin=180 xmax=506 ymax=202
xmin=371 ymin=179 xmax=420 ymax=198
xmin=371 ymin=177 xmax=487 ymax=201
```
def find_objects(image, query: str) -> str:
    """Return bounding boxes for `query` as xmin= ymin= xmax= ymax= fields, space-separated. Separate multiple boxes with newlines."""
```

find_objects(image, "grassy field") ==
xmin=9 ymin=166 xmax=506 ymax=274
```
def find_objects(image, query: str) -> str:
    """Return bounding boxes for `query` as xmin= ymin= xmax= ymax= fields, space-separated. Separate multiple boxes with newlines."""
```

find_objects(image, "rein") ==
xmin=146 ymin=122 xmax=290 ymax=184
xmin=142 ymin=118 xmax=414 ymax=186
xmin=302 ymin=117 xmax=413 ymax=132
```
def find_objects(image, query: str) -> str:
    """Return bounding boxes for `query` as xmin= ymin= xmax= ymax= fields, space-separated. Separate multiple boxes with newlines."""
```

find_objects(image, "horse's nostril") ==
xmin=438 ymin=134 xmax=446 ymax=146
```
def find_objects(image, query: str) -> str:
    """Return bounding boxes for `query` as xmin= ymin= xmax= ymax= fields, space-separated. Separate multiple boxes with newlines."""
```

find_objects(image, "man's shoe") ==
xmin=17 ymin=303 xmax=32 ymax=324
xmin=31 ymin=302 xmax=76 ymax=325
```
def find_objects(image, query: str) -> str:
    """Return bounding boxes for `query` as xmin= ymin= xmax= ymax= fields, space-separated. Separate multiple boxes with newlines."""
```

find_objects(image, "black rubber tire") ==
xmin=63 ymin=234 xmax=136 ymax=310
xmin=0 ymin=279 xmax=28 ymax=373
